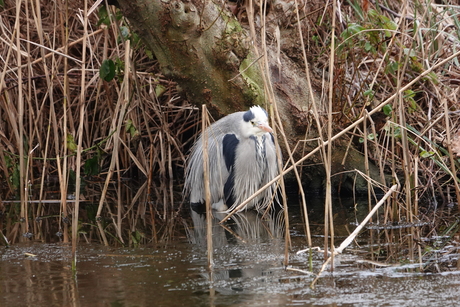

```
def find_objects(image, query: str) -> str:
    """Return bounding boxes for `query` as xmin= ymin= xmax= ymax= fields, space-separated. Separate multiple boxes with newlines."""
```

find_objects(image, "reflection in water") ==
xmin=0 ymin=242 xmax=202 ymax=307
xmin=188 ymin=208 xmax=291 ymax=305
xmin=189 ymin=209 xmax=288 ymax=299
xmin=1 ymin=201 xmax=459 ymax=306
xmin=189 ymin=209 xmax=285 ymax=248
xmin=0 ymin=244 xmax=76 ymax=306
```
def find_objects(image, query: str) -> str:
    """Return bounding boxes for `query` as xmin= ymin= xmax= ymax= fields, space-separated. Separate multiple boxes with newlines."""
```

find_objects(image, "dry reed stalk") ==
xmin=323 ymin=0 xmax=338 ymax=265
xmin=254 ymin=0 xmax=292 ymax=264
xmin=72 ymin=0 xmax=89 ymax=264
xmin=362 ymin=112 xmax=371 ymax=212
xmin=442 ymin=94 xmax=460 ymax=208
xmin=201 ymin=105 xmax=214 ymax=272
xmin=292 ymin=0 xmax=324 ymax=254
xmin=96 ymin=39 xmax=130 ymax=220
xmin=60 ymin=0 xmax=71 ymax=244
xmin=12 ymin=0 xmax=26 ymax=240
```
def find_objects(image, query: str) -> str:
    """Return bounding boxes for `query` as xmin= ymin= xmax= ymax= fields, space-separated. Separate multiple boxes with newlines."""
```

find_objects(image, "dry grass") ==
xmin=235 ymin=0 xmax=460 ymax=271
xmin=0 ymin=0 xmax=194 ymax=247
xmin=294 ymin=0 xmax=460 ymax=269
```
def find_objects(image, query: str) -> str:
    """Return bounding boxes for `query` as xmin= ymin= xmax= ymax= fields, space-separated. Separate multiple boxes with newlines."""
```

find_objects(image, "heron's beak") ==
xmin=258 ymin=122 xmax=273 ymax=133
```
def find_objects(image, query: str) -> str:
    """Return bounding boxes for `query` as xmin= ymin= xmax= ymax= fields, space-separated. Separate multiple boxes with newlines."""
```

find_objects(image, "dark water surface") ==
xmin=1 ymin=203 xmax=459 ymax=306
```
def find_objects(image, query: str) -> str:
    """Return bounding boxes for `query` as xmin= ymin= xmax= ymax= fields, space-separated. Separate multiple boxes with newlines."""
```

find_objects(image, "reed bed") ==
xmin=289 ymin=0 xmax=460 ymax=271
xmin=0 ymin=0 xmax=194 ymax=248
xmin=0 ymin=0 xmax=459 ymax=274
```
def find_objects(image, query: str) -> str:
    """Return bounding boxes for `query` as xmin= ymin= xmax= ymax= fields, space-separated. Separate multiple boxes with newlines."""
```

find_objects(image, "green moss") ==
xmin=239 ymin=55 xmax=265 ymax=105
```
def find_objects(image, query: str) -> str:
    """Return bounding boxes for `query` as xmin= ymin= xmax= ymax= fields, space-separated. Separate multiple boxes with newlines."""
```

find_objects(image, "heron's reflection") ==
xmin=189 ymin=207 xmax=286 ymax=293
xmin=190 ymin=208 xmax=285 ymax=248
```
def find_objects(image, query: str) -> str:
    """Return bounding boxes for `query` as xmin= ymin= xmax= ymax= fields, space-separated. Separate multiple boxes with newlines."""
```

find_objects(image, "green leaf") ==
xmin=367 ymin=133 xmax=377 ymax=141
xmin=100 ymin=59 xmax=116 ymax=82
xmin=155 ymin=84 xmax=166 ymax=97
xmin=125 ymin=119 xmax=140 ymax=138
xmin=145 ymin=48 xmax=153 ymax=59
xmin=84 ymin=155 xmax=100 ymax=176
xmin=385 ymin=61 xmax=399 ymax=74
xmin=404 ymin=89 xmax=416 ymax=99
xmin=403 ymin=48 xmax=416 ymax=57
xmin=383 ymin=20 xmax=397 ymax=37
xmin=66 ymin=133 xmax=78 ymax=153
xmin=115 ymin=58 xmax=124 ymax=74
xmin=383 ymin=104 xmax=393 ymax=116
xmin=364 ymin=41 xmax=373 ymax=52
xmin=420 ymin=150 xmax=435 ymax=158
xmin=364 ymin=88 xmax=374 ymax=97
xmin=341 ymin=23 xmax=365 ymax=40
xmin=11 ymin=164 xmax=20 ymax=190
xmin=404 ymin=90 xmax=417 ymax=113
xmin=130 ymin=32 xmax=140 ymax=46
xmin=359 ymin=134 xmax=378 ymax=143
xmin=97 ymin=6 xmax=111 ymax=26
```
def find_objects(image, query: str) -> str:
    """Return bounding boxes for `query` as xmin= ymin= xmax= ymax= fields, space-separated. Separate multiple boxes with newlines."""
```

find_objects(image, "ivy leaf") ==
xmin=383 ymin=104 xmax=393 ymax=116
xmin=84 ymin=155 xmax=100 ymax=176
xmin=97 ymin=6 xmax=111 ymax=26
xmin=100 ymin=59 xmax=116 ymax=82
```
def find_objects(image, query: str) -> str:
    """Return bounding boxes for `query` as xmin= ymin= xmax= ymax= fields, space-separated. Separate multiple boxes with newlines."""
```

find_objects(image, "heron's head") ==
xmin=242 ymin=106 xmax=273 ymax=138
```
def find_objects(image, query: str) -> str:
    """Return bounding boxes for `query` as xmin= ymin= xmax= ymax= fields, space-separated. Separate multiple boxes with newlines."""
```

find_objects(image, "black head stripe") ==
xmin=243 ymin=109 xmax=255 ymax=122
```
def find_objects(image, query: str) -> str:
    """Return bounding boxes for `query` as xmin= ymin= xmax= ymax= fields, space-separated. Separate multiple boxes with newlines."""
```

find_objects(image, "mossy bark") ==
xmin=116 ymin=0 xmax=265 ymax=116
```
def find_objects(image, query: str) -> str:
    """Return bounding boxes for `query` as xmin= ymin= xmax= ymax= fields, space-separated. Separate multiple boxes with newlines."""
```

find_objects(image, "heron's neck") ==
xmin=250 ymin=135 xmax=266 ymax=160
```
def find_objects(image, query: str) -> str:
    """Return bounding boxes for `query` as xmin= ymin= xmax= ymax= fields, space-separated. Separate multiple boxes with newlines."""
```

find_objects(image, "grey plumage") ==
xmin=184 ymin=106 xmax=280 ymax=212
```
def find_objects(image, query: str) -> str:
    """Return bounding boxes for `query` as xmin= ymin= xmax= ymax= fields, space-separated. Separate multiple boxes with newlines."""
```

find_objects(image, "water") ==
xmin=0 ymin=204 xmax=459 ymax=306
xmin=1 ymin=240 xmax=459 ymax=306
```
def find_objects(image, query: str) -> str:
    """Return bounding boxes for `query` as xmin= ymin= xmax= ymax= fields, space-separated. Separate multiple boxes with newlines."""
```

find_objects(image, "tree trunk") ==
xmin=115 ymin=0 xmax=384 ymax=194
xmin=116 ymin=0 xmax=315 ymax=138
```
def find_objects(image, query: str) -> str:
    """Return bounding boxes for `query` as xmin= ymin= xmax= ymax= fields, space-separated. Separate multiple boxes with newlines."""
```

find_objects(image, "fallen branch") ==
xmin=310 ymin=183 xmax=399 ymax=288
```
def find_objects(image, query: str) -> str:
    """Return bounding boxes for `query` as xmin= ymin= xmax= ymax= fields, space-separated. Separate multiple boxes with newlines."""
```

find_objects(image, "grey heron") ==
xmin=184 ymin=106 xmax=280 ymax=212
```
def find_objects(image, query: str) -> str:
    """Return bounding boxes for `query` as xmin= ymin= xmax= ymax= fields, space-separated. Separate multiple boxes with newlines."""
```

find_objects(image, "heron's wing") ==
xmin=222 ymin=134 xmax=239 ymax=171
xmin=222 ymin=134 xmax=239 ymax=207
xmin=224 ymin=169 xmax=235 ymax=207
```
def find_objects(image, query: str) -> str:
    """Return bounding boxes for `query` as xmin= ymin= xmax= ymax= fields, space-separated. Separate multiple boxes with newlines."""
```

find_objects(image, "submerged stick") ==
xmin=310 ymin=184 xmax=399 ymax=288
